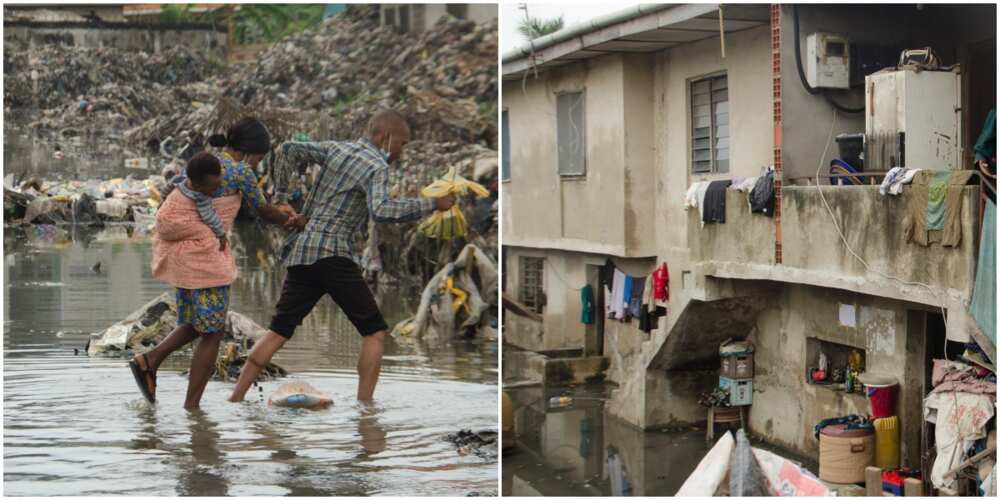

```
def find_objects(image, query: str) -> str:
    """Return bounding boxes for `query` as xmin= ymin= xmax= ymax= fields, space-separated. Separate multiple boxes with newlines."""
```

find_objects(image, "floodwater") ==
xmin=3 ymin=141 xmax=499 ymax=495
xmin=502 ymin=385 xmax=820 ymax=497
xmin=502 ymin=385 xmax=708 ymax=497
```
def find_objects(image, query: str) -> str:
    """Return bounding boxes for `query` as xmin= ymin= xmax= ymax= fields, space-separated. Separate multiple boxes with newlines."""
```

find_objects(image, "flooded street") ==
xmin=4 ymin=193 xmax=498 ymax=495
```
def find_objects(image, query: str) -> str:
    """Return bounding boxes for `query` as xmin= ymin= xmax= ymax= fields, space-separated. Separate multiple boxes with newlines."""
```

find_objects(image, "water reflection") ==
xmin=502 ymin=385 xmax=706 ymax=497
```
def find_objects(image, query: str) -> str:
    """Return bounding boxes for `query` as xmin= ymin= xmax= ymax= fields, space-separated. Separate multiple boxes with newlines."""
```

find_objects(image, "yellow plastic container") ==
xmin=501 ymin=392 xmax=514 ymax=433
xmin=874 ymin=416 xmax=900 ymax=470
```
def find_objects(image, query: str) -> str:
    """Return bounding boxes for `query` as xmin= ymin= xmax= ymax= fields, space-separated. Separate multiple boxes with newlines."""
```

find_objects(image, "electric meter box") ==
xmin=806 ymin=32 xmax=850 ymax=89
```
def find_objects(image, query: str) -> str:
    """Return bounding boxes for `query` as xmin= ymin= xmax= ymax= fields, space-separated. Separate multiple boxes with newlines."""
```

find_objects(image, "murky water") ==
xmin=502 ymin=385 xmax=708 ymax=497
xmin=3 ymin=220 xmax=498 ymax=496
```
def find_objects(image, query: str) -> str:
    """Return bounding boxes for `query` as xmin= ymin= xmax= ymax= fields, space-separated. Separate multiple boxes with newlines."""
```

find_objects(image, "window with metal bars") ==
xmin=557 ymin=91 xmax=586 ymax=176
xmin=690 ymin=74 xmax=729 ymax=174
xmin=519 ymin=257 xmax=544 ymax=313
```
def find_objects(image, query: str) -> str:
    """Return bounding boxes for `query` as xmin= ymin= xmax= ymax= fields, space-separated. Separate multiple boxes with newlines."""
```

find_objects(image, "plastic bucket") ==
xmin=866 ymin=383 xmax=898 ymax=418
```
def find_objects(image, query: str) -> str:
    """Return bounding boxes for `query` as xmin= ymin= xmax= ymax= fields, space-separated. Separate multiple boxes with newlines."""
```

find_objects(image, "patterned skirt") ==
xmin=176 ymin=286 xmax=230 ymax=334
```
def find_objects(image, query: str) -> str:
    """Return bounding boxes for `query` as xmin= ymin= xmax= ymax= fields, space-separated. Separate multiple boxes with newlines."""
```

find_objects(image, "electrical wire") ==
xmin=812 ymin=108 xmax=951 ymax=360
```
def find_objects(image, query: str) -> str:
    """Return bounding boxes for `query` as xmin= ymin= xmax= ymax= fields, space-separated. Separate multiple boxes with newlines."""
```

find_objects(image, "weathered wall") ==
xmin=622 ymin=53 xmax=657 ymax=258
xmin=655 ymin=24 xmax=774 ymax=258
xmin=781 ymin=185 xmax=977 ymax=297
xmin=502 ymin=53 xmax=656 ymax=257
xmin=687 ymin=190 xmax=775 ymax=266
xmin=749 ymin=284 xmax=926 ymax=466
xmin=603 ymin=24 xmax=775 ymax=429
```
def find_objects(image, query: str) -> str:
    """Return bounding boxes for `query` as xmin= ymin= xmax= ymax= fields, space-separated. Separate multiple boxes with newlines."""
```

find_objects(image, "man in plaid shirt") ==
xmin=228 ymin=110 xmax=454 ymax=402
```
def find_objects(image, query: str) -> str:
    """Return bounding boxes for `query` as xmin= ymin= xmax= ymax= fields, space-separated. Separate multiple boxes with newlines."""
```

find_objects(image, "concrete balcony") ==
xmin=687 ymin=184 xmax=979 ymax=310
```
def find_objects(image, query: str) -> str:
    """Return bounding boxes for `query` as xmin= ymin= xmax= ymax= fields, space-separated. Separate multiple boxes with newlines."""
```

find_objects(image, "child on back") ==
xmin=160 ymin=152 xmax=228 ymax=251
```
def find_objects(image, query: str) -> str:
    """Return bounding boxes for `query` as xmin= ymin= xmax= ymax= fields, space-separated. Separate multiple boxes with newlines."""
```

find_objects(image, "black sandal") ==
xmin=128 ymin=353 xmax=157 ymax=403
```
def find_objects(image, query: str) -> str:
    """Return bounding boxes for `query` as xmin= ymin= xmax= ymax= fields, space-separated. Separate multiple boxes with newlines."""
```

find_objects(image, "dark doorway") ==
xmin=965 ymin=38 xmax=996 ymax=165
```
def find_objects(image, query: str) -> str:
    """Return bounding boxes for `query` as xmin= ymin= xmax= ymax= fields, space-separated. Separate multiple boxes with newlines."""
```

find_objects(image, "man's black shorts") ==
xmin=269 ymin=256 xmax=388 ymax=339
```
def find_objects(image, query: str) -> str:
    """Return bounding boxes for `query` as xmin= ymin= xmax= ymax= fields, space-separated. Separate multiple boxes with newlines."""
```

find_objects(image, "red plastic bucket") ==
xmin=866 ymin=383 xmax=898 ymax=418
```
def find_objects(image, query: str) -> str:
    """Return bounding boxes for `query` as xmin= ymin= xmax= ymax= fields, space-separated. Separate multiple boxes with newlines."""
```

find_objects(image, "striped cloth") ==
xmin=165 ymin=177 xmax=225 ymax=239
xmin=270 ymin=139 xmax=435 ymax=267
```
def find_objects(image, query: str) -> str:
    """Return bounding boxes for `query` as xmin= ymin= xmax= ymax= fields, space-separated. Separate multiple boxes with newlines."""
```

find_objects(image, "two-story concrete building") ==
xmin=502 ymin=3 xmax=995 ymax=473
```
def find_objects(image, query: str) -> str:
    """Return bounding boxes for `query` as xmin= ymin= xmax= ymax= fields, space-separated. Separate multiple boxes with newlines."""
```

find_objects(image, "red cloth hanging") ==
xmin=652 ymin=262 xmax=669 ymax=302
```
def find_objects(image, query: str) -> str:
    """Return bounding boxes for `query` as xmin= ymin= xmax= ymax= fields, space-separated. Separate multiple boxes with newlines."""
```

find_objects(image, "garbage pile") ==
xmin=4 ymin=4 xmax=499 ymax=283
xmin=117 ymin=5 xmax=497 ymax=155
xmin=87 ymin=292 xmax=287 ymax=381
xmin=4 ymin=174 xmax=161 ymax=227
xmin=391 ymin=243 xmax=498 ymax=341
xmin=4 ymin=41 xmax=220 ymax=137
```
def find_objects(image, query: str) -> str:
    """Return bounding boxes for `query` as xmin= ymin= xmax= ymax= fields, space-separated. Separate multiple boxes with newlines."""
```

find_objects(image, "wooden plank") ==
xmin=944 ymin=444 xmax=996 ymax=478
xmin=865 ymin=466 xmax=883 ymax=497
xmin=903 ymin=478 xmax=922 ymax=497
xmin=502 ymin=291 xmax=543 ymax=322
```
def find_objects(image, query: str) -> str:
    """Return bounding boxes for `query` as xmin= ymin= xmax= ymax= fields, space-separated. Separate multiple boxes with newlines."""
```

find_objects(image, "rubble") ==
xmin=87 ymin=292 xmax=287 ymax=381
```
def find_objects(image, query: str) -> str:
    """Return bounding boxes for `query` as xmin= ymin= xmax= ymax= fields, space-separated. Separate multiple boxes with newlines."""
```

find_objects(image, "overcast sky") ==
xmin=500 ymin=3 xmax=636 ymax=54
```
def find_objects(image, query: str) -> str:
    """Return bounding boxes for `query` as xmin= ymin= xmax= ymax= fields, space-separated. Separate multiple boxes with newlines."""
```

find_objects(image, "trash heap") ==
xmin=4 ymin=174 xmax=162 ymax=227
xmin=4 ymin=40 xmax=220 ymax=138
xmin=4 ymin=4 xmax=499 ymax=283
xmin=119 ymin=5 xmax=497 ymax=155
xmin=87 ymin=292 xmax=287 ymax=381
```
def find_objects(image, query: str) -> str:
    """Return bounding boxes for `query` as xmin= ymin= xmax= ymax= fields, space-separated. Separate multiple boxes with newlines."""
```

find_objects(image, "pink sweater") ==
xmin=151 ymin=190 xmax=241 ymax=289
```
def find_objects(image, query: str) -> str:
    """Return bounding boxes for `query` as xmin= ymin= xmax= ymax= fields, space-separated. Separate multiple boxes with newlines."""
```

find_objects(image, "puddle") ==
xmin=4 ymin=222 xmax=498 ymax=496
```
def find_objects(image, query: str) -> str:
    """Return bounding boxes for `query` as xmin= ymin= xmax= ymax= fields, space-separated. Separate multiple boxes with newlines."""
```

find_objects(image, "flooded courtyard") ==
xmin=502 ymin=385 xmax=706 ymax=496
xmin=3 ymin=135 xmax=499 ymax=495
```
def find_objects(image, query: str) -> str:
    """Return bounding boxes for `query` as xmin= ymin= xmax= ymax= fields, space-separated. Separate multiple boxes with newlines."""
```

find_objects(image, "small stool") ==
xmin=707 ymin=406 xmax=746 ymax=443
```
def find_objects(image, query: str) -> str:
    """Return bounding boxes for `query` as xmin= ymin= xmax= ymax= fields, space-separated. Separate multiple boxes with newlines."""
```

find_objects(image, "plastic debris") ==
xmin=87 ymin=292 xmax=287 ymax=381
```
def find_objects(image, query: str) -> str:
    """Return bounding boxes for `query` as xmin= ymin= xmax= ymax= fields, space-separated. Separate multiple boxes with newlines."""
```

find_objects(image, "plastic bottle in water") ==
xmin=548 ymin=396 xmax=572 ymax=408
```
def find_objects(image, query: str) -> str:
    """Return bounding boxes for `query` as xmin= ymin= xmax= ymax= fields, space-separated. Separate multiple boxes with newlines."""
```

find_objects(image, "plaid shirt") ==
xmin=271 ymin=139 xmax=435 ymax=268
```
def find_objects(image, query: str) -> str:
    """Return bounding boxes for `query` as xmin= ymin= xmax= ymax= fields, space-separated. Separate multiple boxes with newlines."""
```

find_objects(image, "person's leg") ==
xmin=136 ymin=323 xmax=198 ymax=373
xmin=228 ymin=330 xmax=287 ymax=402
xmin=323 ymin=257 xmax=390 ymax=401
xmin=185 ymin=332 xmax=222 ymax=409
xmin=357 ymin=331 xmax=386 ymax=401
xmin=228 ymin=264 xmax=323 ymax=402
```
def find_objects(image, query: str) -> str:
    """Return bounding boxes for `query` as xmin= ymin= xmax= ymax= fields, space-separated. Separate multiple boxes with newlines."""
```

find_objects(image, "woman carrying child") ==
xmin=129 ymin=117 xmax=297 ymax=409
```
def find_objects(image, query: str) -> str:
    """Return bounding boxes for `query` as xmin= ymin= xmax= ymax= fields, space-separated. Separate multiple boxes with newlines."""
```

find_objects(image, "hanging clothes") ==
xmin=652 ymin=262 xmax=669 ymax=304
xmin=685 ymin=181 xmax=711 ymax=225
xmin=903 ymin=170 xmax=975 ymax=247
xmin=969 ymin=199 xmax=996 ymax=343
xmin=702 ymin=180 xmax=732 ymax=224
xmin=581 ymin=284 xmax=594 ymax=325
xmin=611 ymin=269 xmax=626 ymax=320
xmin=750 ymin=169 xmax=775 ymax=216
xmin=601 ymin=258 xmax=616 ymax=291
xmin=628 ymin=276 xmax=645 ymax=320
xmin=621 ymin=275 xmax=633 ymax=320
xmin=879 ymin=166 xmax=921 ymax=196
